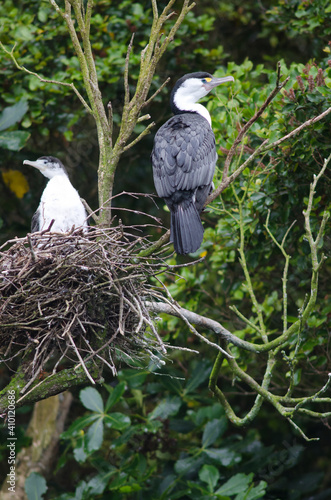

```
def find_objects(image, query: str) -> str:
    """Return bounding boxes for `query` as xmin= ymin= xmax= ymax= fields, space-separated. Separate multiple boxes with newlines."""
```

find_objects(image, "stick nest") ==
xmin=0 ymin=225 xmax=167 ymax=386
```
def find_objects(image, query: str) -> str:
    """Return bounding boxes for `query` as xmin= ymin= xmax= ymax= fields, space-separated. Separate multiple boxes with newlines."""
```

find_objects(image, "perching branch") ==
xmin=146 ymin=301 xmax=260 ymax=353
xmin=145 ymin=298 xmax=318 ymax=355
xmin=147 ymin=300 xmax=233 ymax=357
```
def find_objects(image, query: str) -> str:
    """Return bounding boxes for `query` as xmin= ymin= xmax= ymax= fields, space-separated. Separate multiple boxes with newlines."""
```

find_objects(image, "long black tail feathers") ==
xmin=171 ymin=203 xmax=204 ymax=255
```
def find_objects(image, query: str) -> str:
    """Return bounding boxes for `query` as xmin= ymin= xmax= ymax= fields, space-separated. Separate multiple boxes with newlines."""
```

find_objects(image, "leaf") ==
xmin=86 ymin=418 xmax=104 ymax=452
xmin=149 ymin=395 xmax=182 ymax=420
xmin=61 ymin=414 xmax=98 ymax=438
xmin=204 ymin=448 xmax=242 ymax=467
xmin=73 ymin=439 xmax=88 ymax=463
xmin=72 ymin=432 xmax=92 ymax=463
xmin=159 ymin=375 xmax=183 ymax=395
xmin=72 ymin=481 xmax=88 ymax=500
xmin=2 ymin=169 xmax=29 ymax=198
xmin=79 ymin=387 xmax=104 ymax=413
xmin=202 ymin=418 xmax=227 ymax=448
xmin=174 ymin=455 xmax=205 ymax=475
xmin=131 ymin=388 xmax=144 ymax=408
xmin=235 ymin=480 xmax=267 ymax=500
xmin=0 ymin=130 xmax=30 ymax=150
xmin=194 ymin=403 xmax=225 ymax=425
xmin=159 ymin=474 xmax=177 ymax=496
xmin=104 ymin=412 xmax=131 ymax=430
xmin=110 ymin=424 xmax=140 ymax=448
xmin=0 ymin=99 xmax=28 ymax=131
xmin=250 ymin=192 xmax=265 ymax=202
xmin=118 ymin=369 xmax=148 ymax=388
xmin=215 ymin=473 xmax=253 ymax=496
xmin=105 ymin=382 xmax=126 ymax=412
xmin=184 ymin=360 xmax=211 ymax=394
xmin=87 ymin=470 xmax=116 ymax=495
xmin=25 ymin=472 xmax=48 ymax=500
xmin=165 ymin=487 xmax=197 ymax=499
xmin=169 ymin=418 xmax=195 ymax=434
xmin=199 ymin=464 xmax=220 ymax=492
xmin=108 ymin=473 xmax=129 ymax=491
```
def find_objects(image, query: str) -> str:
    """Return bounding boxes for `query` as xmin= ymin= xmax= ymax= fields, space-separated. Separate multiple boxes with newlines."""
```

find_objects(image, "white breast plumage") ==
xmin=23 ymin=156 xmax=88 ymax=234
xmin=38 ymin=176 xmax=87 ymax=233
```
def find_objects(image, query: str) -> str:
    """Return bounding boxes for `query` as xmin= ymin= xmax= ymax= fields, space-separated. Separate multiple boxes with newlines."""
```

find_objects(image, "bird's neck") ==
xmin=171 ymin=96 xmax=212 ymax=126
xmin=45 ymin=172 xmax=68 ymax=180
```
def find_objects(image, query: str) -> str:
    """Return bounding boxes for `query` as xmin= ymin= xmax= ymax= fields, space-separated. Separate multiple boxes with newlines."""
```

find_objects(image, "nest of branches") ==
xmin=0 ymin=224 xmax=167 ymax=388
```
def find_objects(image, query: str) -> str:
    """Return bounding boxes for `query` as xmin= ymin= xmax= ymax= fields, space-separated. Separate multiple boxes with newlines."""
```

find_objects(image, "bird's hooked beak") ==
xmin=23 ymin=159 xmax=45 ymax=172
xmin=204 ymin=75 xmax=234 ymax=91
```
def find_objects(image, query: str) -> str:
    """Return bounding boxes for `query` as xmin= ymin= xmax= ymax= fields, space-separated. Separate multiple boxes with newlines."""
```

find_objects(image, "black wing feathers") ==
xmin=152 ymin=113 xmax=217 ymax=254
xmin=152 ymin=114 xmax=216 ymax=199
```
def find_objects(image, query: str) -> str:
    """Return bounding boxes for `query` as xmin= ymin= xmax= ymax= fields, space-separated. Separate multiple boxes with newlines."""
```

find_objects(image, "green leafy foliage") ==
xmin=54 ymin=377 xmax=271 ymax=500
xmin=61 ymin=384 xmax=131 ymax=462
xmin=0 ymin=130 xmax=30 ymax=151
xmin=49 ymin=362 xmax=321 ymax=499
xmin=265 ymin=0 xmax=331 ymax=52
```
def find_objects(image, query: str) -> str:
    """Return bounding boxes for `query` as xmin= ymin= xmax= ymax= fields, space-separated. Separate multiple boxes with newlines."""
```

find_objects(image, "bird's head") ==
xmin=170 ymin=71 xmax=234 ymax=118
xmin=23 ymin=156 xmax=68 ymax=179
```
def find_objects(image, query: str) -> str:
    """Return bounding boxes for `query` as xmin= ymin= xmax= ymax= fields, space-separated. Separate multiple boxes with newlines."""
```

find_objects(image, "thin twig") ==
xmin=0 ymin=42 xmax=92 ymax=114
xmin=123 ymin=121 xmax=156 ymax=152
xmin=143 ymin=77 xmax=171 ymax=108
xmin=124 ymin=34 xmax=135 ymax=107
xmin=221 ymin=62 xmax=289 ymax=183
xmin=69 ymin=332 xmax=96 ymax=384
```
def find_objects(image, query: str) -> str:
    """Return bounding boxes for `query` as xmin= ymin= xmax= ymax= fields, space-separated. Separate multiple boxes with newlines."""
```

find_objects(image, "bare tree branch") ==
xmin=0 ymin=42 xmax=92 ymax=114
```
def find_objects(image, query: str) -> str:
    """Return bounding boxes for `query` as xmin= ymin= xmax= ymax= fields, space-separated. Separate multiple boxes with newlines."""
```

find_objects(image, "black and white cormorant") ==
xmin=23 ymin=156 xmax=88 ymax=233
xmin=151 ymin=71 xmax=234 ymax=254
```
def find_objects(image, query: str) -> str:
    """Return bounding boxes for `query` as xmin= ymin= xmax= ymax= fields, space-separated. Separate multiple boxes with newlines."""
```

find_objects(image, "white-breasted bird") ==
xmin=23 ymin=156 xmax=88 ymax=233
xmin=151 ymin=72 xmax=234 ymax=254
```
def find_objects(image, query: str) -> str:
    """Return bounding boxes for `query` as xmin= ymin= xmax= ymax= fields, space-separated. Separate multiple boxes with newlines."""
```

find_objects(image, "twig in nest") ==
xmin=69 ymin=331 xmax=96 ymax=385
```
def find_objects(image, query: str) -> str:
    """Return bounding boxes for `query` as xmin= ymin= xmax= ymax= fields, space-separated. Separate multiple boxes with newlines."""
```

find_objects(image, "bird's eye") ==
xmin=202 ymin=77 xmax=212 ymax=83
